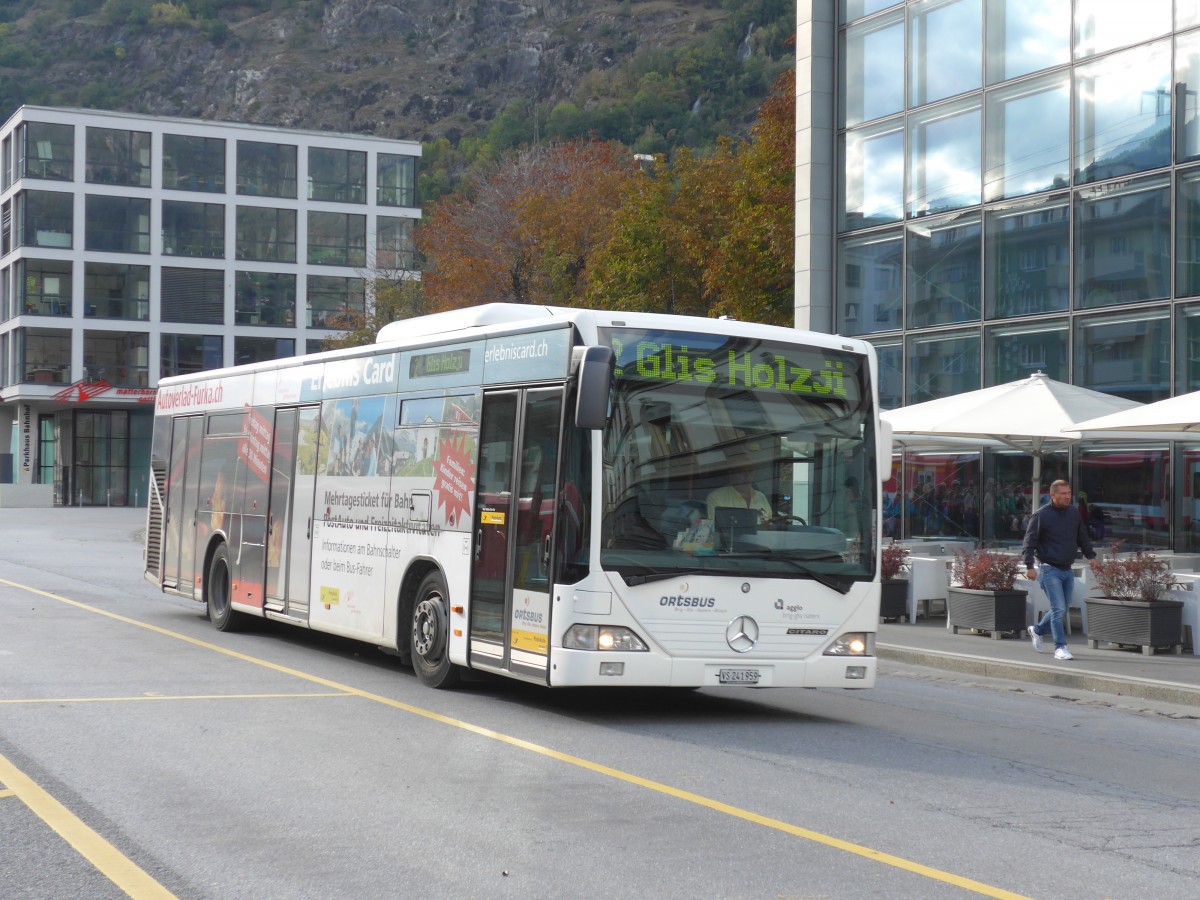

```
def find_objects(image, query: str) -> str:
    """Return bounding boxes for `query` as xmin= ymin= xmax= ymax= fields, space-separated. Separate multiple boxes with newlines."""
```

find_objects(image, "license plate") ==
xmin=718 ymin=668 xmax=761 ymax=685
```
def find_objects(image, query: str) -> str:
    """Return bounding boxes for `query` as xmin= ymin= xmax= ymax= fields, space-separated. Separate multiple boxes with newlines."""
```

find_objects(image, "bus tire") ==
xmin=206 ymin=542 xmax=246 ymax=632
xmin=410 ymin=570 xmax=460 ymax=689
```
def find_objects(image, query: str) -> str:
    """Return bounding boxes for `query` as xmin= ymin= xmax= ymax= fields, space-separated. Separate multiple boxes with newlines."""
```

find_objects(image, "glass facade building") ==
xmin=798 ymin=2 xmax=1200 ymax=551
xmin=0 ymin=107 xmax=419 ymax=506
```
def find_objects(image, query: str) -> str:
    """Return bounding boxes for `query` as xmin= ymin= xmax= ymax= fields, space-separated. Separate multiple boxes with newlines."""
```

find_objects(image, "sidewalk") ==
xmin=878 ymin=615 xmax=1200 ymax=707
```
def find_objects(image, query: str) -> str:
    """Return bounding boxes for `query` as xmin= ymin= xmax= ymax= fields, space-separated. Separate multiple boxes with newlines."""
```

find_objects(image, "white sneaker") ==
xmin=1027 ymin=626 xmax=1044 ymax=653
xmin=1054 ymin=646 xmax=1073 ymax=661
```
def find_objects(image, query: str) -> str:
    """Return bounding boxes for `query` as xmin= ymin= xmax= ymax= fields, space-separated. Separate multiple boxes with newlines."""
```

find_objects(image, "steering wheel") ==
xmin=768 ymin=514 xmax=807 ymax=528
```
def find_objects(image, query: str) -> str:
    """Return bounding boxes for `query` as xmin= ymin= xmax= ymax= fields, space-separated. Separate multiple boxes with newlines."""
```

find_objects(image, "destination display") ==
xmin=600 ymin=328 xmax=863 ymax=402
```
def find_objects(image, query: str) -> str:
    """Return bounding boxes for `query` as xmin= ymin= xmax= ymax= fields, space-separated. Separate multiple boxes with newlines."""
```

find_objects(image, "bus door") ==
xmin=265 ymin=405 xmax=320 ymax=618
xmin=469 ymin=388 xmax=563 ymax=681
xmin=162 ymin=415 xmax=204 ymax=591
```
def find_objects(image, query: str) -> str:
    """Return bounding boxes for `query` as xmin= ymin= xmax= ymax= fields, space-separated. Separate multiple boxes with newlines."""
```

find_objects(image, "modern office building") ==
xmin=0 ymin=107 xmax=419 ymax=507
xmin=795 ymin=1 xmax=1200 ymax=552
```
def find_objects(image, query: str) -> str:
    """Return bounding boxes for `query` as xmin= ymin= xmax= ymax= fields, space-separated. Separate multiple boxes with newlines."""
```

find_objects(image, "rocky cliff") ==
xmin=2 ymin=0 xmax=785 ymax=144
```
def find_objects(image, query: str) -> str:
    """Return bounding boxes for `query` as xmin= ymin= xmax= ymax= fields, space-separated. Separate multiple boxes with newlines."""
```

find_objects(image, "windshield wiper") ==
xmin=713 ymin=552 xmax=856 ymax=595
xmin=622 ymin=570 xmax=712 ymax=586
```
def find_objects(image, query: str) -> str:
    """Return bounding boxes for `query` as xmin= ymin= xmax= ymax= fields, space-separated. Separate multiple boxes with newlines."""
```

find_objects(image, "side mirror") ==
xmin=573 ymin=346 xmax=614 ymax=430
xmin=877 ymin=418 xmax=894 ymax=484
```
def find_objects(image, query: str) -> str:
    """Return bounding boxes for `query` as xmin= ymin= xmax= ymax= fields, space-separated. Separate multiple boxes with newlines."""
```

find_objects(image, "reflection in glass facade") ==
xmin=906 ymin=213 xmax=979 ymax=327
xmin=824 ymin=4 xmax=1200 ymax=548
xmin=984 ymin=194 xmax=1069 ymax=318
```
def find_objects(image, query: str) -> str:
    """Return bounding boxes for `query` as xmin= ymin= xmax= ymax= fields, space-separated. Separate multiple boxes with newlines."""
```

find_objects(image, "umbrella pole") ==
xmin=1031 ymin=454 xmax=1042 ymax=514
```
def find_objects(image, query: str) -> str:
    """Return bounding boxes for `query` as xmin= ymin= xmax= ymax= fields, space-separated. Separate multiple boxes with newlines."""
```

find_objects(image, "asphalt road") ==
xmin=1 ymin=508 xmax=1198 ymax=899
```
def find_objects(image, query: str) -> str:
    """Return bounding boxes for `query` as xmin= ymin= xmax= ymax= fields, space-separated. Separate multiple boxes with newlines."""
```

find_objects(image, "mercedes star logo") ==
xmin=726 ymin=615 xmax=758 ymax=653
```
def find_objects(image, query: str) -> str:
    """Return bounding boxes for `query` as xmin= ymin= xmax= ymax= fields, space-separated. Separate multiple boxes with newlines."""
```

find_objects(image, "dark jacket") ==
xmin=1021 ymin=502 xmax=1096 ymax=569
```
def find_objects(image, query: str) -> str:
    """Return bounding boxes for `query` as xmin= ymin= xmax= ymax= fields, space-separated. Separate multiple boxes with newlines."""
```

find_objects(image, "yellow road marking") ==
xmin=1 ymin=577 xmax=1031 ymax=900
xmin=0 ymin=752 xmax=175 ymax=899
xmin=0 ymin=788 xmax=16 ymax=799
xmin=0 ymin=692 xmax=352 ymax=705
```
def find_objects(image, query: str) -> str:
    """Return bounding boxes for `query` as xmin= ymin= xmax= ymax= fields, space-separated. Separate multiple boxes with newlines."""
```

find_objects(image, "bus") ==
xmin=144 ymin=304 xmax=892 ymax=690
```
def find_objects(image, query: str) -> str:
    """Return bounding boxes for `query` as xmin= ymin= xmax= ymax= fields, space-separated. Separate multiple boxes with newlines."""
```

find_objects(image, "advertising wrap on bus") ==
xmin=145 ymin=305 xmax=882 ymax=693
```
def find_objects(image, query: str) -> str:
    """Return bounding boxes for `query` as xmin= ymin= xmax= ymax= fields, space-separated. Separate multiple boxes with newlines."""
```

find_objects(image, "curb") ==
xmin=877 ymin=644 xmax=1200 ymax=708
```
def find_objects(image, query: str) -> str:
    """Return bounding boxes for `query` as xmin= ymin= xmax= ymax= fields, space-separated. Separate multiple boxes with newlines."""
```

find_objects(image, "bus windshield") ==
xmin=599 ymin=328 xmax=877 ymax=588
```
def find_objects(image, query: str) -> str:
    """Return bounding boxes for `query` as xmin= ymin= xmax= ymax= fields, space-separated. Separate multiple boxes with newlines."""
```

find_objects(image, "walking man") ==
xmin=1022 ymin=479 xmax=1102 ymax=660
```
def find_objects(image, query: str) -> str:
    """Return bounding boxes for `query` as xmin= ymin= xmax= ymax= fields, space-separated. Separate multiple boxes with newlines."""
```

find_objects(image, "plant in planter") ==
xmin=946 ymin=547 xmax=1026 ymax=639
xmin=879 ymin=541 xmax=910 ymax=621
xmin=1086 ymin=546 xmax=1183 ymax=655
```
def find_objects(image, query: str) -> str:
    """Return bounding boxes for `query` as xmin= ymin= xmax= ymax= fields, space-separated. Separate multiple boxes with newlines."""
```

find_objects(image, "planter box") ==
xmin=1084 ymin=596 xmax=1184 ymax=656
xmin=880 ymin=579 xmax=908 ymax=621
xmin=947 ymin=587 xmax=1027 ymax=640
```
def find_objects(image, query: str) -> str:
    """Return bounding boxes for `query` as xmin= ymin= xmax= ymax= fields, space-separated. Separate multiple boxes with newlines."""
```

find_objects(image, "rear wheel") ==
xmin=410 ymin=571 xmax=461 ymax=689
xmin=206 ymin=542 xmax=246 ymax=632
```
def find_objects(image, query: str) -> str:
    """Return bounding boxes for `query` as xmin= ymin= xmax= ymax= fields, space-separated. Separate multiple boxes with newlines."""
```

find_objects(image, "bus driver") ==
xmin=706 ymin=462 xmax=773 ymax=524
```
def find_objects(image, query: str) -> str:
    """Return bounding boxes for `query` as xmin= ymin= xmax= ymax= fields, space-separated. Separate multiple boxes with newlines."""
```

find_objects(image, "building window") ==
xmin=19 ymin=121 xmax=73 ymax=181
xmin=909 ymin=0 xmax=981 ymax=108
xmin=161 ymin=334 xmax=223 ymax=378
xmin=19 ymin=190 xmax=73 ymax=248
xmin=72 ymin=410 xmax=134 ymax=507
xmin=20 ymin=259 xmax=72 ymax=317
xmin=162 ymin=134 xmax=226 ymax=193
xmin=307 ymin=211 xmax=366 ymax=266
xmin=308 ymin=147 xmax=366 ymax=203
xmin=305 ymin=339 xmax=326 ymax=354
xmin=984 ymin=193 xmax=1069 ymax=319
xmin=1074 ymin=175 xmax=1169 ymax=309
xmin=840 ymin=7 xmax=903 ymax=128
xmin=1179 ymin=168 xmax=1200 ymax=299
xmin=161 ymin=267 xmax=224 ymax=324
xmin=1074 ymin=40 xmax=1171 ymax=184
xmin=984 ymin=0 xmax=1069 ymax=84
xmin=18 ymin=326 xmax=71 ymax=383
xmin=37 ymin=415 xmax=55 ymax=485
xmin=1077 ymin=444 xmax=1170 ymax=550
xmin=837 ymin=230 xmax=902 ymax=334
xmin=307 ymin=274 xmax=364 ymax=328
xmin=85 ymin=195 xmax=150 ymax=253
xmin=1074 ymin=308 xmax=1169 ymax=403
xmin=906 ymin=212 xmax=980 ymax=327
xmin=235 ymin=206 xmax=297 ymax=262
xmin=985 ymin=320 xmax=1068 ymax=385
xmin=235 ymin=336 xmax=295 ymax=366
xmin=236 ymin=141 xmax=297 ymax=198
xmin=85 ymin=127 xmax=151 ymax=187
xmin=840 ymin=117 xmax=904 ymax=230
xmin=377 ymin=153 xmax=416 ymax=207
xmin=906 ymin=330 xmax=980 ymax=404
xmin=162 ymin=200 xmax=225 ymax=258
xmin=1073 ymin=0 xmax=1171 ymax=60
xmin=983 ymin=71 xmax=1069 ymax=202
xmin=375 ymin=216 xmax=415 ymax=269
xmin=84 ymin=262 xmax=149 ymax=321
xmin=1174 ymin=303 xmax=1200 ymax=394
xmin=83 ymin=330 xmax=150 ymax=387
xmin=235 ymin=271 xmax=296 ymax=326
xmin=908 ymin=96 xmax=981 ymax=217
xmin=1180 ymin=30 xmax=1200 ymax=164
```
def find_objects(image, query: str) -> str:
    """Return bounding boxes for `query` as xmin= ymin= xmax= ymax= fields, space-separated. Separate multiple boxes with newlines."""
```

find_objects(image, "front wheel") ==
xmin=206 ymin=542 xmax=247 ymax=632
xmin=410 ymin=571 xmax=461 ymax=689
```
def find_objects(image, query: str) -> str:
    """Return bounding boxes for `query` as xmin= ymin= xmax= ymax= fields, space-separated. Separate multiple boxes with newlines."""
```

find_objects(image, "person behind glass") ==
xmin=1021 ymin=479 xmax=1102 ymax=661
xmin=706 ymin=462 xmax=773 ymax=523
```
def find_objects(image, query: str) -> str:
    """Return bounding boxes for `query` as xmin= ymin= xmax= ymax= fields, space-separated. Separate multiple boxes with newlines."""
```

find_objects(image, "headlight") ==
xmin=823 ymin=632 xmax=874 ymax=656
xmin=563 ymin=624 xmax=648 ymax=651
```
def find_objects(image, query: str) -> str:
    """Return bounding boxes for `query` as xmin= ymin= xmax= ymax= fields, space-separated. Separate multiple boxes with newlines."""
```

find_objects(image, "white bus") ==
xmin=144 ymin=304 xmax=891 ymax=689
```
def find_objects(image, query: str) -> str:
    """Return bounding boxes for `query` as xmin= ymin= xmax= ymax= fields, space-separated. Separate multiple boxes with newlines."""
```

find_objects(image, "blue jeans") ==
xmin=1034 ymin=565 xmax=1073 ymax=648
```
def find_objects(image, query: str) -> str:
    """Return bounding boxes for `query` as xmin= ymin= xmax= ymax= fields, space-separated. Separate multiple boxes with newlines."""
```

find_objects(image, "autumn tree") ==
xmin=417 ymin=140 xmax=643 ymax=311
xmin=705 ymin=68 xmax=795 ymax=325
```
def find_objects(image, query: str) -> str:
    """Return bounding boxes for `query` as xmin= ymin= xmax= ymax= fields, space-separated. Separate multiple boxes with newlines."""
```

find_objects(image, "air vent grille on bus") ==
xmin=145 ymin=462 xmax=166 ymax=576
